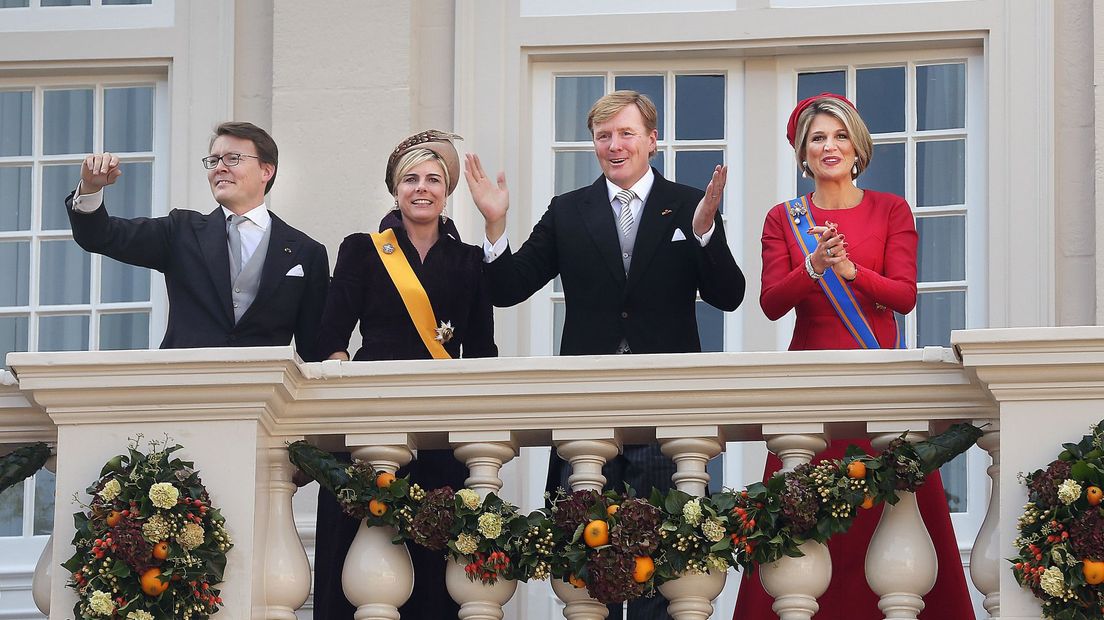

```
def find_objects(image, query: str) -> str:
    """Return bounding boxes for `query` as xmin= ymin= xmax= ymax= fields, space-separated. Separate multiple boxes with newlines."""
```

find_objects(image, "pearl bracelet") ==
xmin=804 ymin=254 xmax=823 ymax=280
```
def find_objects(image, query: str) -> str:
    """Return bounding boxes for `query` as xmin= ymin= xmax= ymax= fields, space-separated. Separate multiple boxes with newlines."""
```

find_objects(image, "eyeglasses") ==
xmin=201 ymin=153 xmax=260 ymax=169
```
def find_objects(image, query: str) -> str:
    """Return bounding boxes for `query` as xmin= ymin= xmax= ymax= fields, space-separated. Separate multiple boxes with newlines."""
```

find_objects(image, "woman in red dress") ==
xmin=732 ymin=94 xmax=975 ymax=619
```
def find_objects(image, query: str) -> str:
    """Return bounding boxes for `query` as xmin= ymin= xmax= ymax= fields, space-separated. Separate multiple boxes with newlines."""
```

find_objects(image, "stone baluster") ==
xmin=551 ymin=429 xmax=622 ymax=620
xmin=969 ymin=420 xmax=1000 ymax=618
xmin=342 ymin=434 xmax=415 ymax=620
xmin=759 ymin=423 xmax=832 ymax=620
xmin=262 ymin=440 xmax=312 ymax=619
xmin=32 ymin=451 xmax=56 ymax=615
xmin=865 ymin=421 xmax=936 ymax=620
xmin=446 ymin=431 xmax=520 ymax=620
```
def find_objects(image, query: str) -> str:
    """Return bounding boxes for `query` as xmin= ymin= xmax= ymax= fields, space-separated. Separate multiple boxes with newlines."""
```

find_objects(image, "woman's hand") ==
xmin=327 ymin=351 xmax=350 ymax=361
xmin=464 ymin=153 xmax=510 ymax=243
xmin=807 ymin=222 xmax=856 ymax=279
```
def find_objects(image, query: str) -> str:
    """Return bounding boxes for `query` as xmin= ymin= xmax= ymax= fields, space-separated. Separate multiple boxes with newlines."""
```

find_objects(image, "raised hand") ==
xmin=79 ymin=153 xmax=122 ymax=195
xmin=807 ymin=222 xmax=856 ymax=279
xmin=692 ymin=165 xmax=728 ymax=237
xmin=463 ymin=153 xmax=510 ymax=243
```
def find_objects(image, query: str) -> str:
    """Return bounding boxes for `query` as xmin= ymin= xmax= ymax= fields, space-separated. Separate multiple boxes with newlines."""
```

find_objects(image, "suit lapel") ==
xmin=578 ymin=176 xmax=627 ymax=285
xmin=627 ymin=170 xmax=682 ymax=292
xmin=240 ymin=213 xmax=298 ymax=324
xmin=194 ymin=208 xmax=235 ymax=323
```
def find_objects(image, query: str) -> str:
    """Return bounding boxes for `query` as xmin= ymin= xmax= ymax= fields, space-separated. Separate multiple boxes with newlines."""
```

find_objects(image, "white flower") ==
xmin=477 ymin=513 xmax=503 ymax=539
xmin=148 ymin=482 xmax=179 ymax=509
xmin=178 ymin=522 xmax=205 ymax=550
xmin=99 ymin=479 xmax=121 ymax=502
xmin=88 ymin=590 xmax=115 ymax=616
xmin=1057 ymin=479 xmax=1082 ymax=505
xmin=701 ymin=518 xmax=726 ymax=543
xmin=457 ymin=489 xmax=481 ymax=511
xmin=126 ymin=612 xmax=155 ymax=620
xmin=1040 ymin=566 xmax=1065 ymax=597
xmin=455 ymin=532 xmax=480 ymax=555
xmin=682 ymin=499 xmax=703 ymax=526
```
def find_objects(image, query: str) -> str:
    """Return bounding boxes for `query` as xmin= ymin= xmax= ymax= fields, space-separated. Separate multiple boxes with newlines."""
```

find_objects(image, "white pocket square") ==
xmin=285 ymin=264 xmax=305 ymax=277
xmin=671 ymin=229 xmax=687 ymax=242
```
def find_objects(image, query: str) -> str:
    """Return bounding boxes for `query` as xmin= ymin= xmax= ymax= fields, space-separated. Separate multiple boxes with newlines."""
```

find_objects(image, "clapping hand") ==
xmin=464 ymin=154 xmax=510 ymax=243
xmin=692 ymin=165 xmax=728 ymax=238
xmin=79 ymin=153 xmax=122 ymax=195
xmin=808 ymin=221 xmax=856 ymax=280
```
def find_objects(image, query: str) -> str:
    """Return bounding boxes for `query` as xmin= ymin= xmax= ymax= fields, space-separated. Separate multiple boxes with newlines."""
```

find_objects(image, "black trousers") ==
xmin=548 ymin=443 xmax=677 ymax=620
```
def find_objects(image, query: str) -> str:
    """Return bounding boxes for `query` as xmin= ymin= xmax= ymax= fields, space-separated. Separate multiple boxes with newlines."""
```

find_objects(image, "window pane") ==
xmin=917 ymin=215 xmax=966 ymax=282
xmin=41 ymin=0 xmax=90 ymax=5
xmin=916 ymin=290 xmax=965 ymax=347
xmin=675 ymin=150 xmax=724 ymax=213
xmin=675 ymin=75 xmax=724 ymax=140
xmin=917 ymin=63 xmax=966 ymax=131
xmin=38 ymin=315 xmax=89 ymax=351
xmin=41 ymin=164 xmax=82 ymax=230
xmin=856 ymin=67 xmax=905 ymax=134
xmin=103 ymin=0 xmax=153 ymax=4
xmin=858 ymin=142 xmax=905 ymax=196
xmin=553 ymin=300 xmax=565 ymax=356
xmin=39 ymin=239 xmax=91 ymax=305
xmin=695 ymin=300 xmax=723 ymax=352
xmin=0 ymin=479 xmax=24 ymax=536
xmin=797 ymin=71 xmax=846 ymax=101
xmin=940 ymin=451 xmax=967 ymax=513
xmin=112 ymin=161 xmax=153 ymax=219
xmin=43 ymin=89 xmax=93 ymax=155
xmin=0 ymin=0 xmax=31 ymax=7
xmin=0 ymin=242 xmax=30 ymax=306
xmin=104 ymin=86 xmax=154 ymax=152
xmin=0 ymin=90 xmax=32 ymax=156
xmin=555 ymin=76 xmax=604 ymax=142
xmin=33 ymin=468 xmax=55 ymax=535
xmin=615 ymin=75 xmax=664 ymax=137
xmin=0 ymin=316 xmax=29 ymax=367
xmin=916 ymin=139 xmax=965 ymax=207
xmin=102 ymin=258 xmax=150 ymax=303
xmin=554 ymin=151 xmax=601 ymax=195
xmin=99 ymin=312 xmax=149 ymax=350
xmin=0 ymin=166 xmax=32 ymax=231
xmin=652 ymin=151 xmax=664 ymax=177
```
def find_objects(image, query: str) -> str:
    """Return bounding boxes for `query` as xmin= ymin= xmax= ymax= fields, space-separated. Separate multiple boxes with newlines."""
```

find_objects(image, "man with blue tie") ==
xmin=465 ymin=90 xmax=745 ymax=619
xmin=66 ymin=122 xmax=328 ymax=361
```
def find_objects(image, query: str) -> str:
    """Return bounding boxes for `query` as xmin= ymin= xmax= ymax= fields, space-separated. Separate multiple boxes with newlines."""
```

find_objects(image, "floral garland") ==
xmin=1013 ymin=420 xmax=1104 ymax=619
xmin=288 ymin=422 xmax=980 ymax=605
xmin=63 ymin=437 xmax=233 ymax=620
xmin=0 ymin=442 xmax=50 ymax=495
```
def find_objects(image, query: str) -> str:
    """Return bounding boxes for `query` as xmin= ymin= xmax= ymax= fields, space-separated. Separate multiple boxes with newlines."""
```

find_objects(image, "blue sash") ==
xmin=784 ymin=195 xmax=900 ymax=349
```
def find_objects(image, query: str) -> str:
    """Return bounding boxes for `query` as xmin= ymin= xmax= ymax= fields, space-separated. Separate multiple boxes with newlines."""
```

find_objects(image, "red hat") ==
xmin=786 ymin=92 xmax=856 ymax=147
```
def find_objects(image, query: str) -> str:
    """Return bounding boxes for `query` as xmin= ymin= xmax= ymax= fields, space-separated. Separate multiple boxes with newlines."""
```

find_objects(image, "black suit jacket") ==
xmin=488 ymin=170 xmax=745 ymax=355
xmin=66 ymin=194 xmax=329 ymax=361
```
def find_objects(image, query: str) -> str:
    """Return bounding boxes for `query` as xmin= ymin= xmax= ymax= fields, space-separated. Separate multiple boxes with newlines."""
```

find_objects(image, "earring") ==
xmin=801 ymin=161 xmax=809 ymax=179
xmin=393 ymin=199 xmax=399 ymax=209
xmin=852 ymin=160 xmax=859 ymax=176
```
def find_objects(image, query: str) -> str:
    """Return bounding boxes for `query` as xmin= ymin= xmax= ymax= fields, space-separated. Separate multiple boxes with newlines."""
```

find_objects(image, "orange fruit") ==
xmin=152 ymin=541 xmax=170 ymax=560
xmin=606 ymin=504 xmax=619 ymax=516
xmin=568 ymin=574 xmax=587 ymax=589
xmin=633 ymin=556 xmax=655 ymax=583
xmin=846 ymin=460 xmax=867 ymax=479
xmin=105 ymin=510 xmax=122 ymax=527
xmin=1087 ymin=486 xmax=1103 ymax=506
xmin=583 ymin=519 xmax=610 ymax=547
xmin=860 ymin=495 xmax=875 ymax=510
xmin=368 ymin=499 xmax=388 ymax=516
xmin=1084 ymin=559 xmax=1104 ymax=585
xmin=375 ymin=472 xmax=396 ymax=488
xmin=140 ymin=567 xmax=170 ymax=596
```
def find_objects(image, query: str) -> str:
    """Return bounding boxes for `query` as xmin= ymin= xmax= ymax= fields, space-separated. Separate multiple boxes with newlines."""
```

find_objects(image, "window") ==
xmin=534 ymin=61 xmax=743 ymax=355
xmin=0 ymin=75 xmax=167 ymax=544
xmin=0 ymin=0 xmax=170 ymax=32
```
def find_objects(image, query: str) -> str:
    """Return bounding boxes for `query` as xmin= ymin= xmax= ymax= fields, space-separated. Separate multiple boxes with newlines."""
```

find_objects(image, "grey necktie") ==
xmin=615 ymin=189 xmax=637 ymax=238
xmin=226 ymin=214 xmax=246 ymax=280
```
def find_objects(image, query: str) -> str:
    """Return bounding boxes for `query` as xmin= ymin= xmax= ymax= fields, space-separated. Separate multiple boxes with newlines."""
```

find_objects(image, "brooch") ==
xmin=661 ymin=209 xmax=673 ymax=216
xmin=382 ymin=243 xmax=395 ymax=254
xmin=434 ymin=320 xmax=454 ymax=344
xmin=787 ymin=201 xmax=807 ymax=224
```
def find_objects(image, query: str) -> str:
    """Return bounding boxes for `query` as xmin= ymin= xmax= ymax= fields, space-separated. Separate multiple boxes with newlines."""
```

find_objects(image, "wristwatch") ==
xmin=804 ymin=254 xmax=823 ymax=280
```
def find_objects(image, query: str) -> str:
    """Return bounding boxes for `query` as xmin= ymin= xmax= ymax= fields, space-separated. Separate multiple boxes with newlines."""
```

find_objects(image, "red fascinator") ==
xmin=786 ymin=92 xmax=856 ymax=147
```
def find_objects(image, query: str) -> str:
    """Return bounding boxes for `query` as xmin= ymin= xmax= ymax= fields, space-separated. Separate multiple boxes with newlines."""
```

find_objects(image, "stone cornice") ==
xmin=953 ymin=327 xmax=1104 ymax=400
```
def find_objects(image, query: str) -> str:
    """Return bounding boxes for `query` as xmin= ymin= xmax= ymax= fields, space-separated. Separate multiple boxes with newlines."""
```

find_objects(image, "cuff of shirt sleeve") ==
xmin=694 ymin=221 xmax=715 ymax=246
xmin=483 ymin=234 xmax=509 ymax=263
xmin=70 ymin=181 xmax=104 ymax=214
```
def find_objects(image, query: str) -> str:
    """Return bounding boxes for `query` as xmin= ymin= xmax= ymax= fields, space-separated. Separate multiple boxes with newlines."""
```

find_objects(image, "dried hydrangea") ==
xmin=780 ymin=473 xmax=819 ymax=533
xmin=682 ymin=499 xmax=703 ymax=526
xmin=1028 ymin=460 xmax=1072 ymax=508
xmin=1070 ymin=508 xmax=1104 ymax=560
xmin=88 ymin=590 xmax=115 ymax=616
xmin=552 ymin=490 xmax=599 ymax=535
xmin=455 ymin=532 xmax=480 ymax=555
xmin=705 ymin=554 xmax=730 ymax=573
xmin=457 ymin=488 xmax=481 ymax=510
xmin=585 ymin=547 xmax=643 ymax=604
xmin=1040 ymin=566 xmax=1065 ymax=598
xmin=1057 ymin=479 xmax=1082 ymax=505
xmin=610 ymin=498 xmax=662 ymax=556
xmin=142 ymin=513 xmax=171 ymax=541
xmin=477 ymin=512 xmax=503 ymax=539
xmin=409 ymin=487 xmax=455 ymax=551
xmin=148 ymin=482 xmax=179 ymax=509
xmin=126 ymin=611 xmax=155 ymax=620
xmin=178 ymin=522 xmax=205 ymax=550
xmin=98 ymin=479 xmax=121 ymax=502
xmin=701 ymin=518 xmax=726 ymax=543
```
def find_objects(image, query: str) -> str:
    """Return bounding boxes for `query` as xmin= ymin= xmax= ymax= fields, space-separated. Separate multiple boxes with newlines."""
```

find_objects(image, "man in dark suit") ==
xmin=67 ymin=121 xmax=328 ymax=362
xmin=465 ymin=91 xmax=744 ymax=619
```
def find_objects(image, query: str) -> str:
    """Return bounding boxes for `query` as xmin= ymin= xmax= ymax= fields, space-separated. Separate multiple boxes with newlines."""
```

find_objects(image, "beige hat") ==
xmin=385 ymin=130 xmax=462 ymax=196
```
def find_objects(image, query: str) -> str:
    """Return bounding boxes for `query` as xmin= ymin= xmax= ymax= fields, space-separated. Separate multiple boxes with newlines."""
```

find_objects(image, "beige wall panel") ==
xmin=234 ymin=0 xmax=274 ymax=129
xmin=1096 ymin=0 xmax=1104 ymax=325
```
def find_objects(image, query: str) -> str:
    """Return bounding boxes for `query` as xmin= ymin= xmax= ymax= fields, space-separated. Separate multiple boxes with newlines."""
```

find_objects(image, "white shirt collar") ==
xmin=605 ymin=167 xmax=655 ymax=205
xmin=221 ymin=203 xmax=271 ymax=230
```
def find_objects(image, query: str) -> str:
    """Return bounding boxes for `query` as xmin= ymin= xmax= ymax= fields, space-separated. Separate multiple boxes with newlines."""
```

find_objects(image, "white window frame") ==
xmin=531 ymin=59 xmax=745 ymax=356
xmin=0 ymin=0 xmax=173 ymax=33
xmin=774 ymin=47 xmax=988 ymax=548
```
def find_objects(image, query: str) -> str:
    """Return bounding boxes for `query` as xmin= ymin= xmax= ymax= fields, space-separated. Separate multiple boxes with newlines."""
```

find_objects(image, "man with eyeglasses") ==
xmin=66 ymin=121 xmax=329 ymax=361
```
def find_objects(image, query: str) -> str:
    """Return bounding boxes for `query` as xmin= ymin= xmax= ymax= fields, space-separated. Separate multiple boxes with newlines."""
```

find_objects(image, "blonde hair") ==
xmin=390 ymin=148 xmax=450 ymax=196
xmin=793 ymin=97 xmax=873 ymax=179
xmin=587 ymin=90 xmax=658 ymax=156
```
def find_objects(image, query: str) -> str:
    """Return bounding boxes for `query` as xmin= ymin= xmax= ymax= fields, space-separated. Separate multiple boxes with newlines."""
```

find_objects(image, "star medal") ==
xmin=382 ymin=243 xmax=395 ymax=254
xmin=435 ymin=320 xmax=454 ymax=344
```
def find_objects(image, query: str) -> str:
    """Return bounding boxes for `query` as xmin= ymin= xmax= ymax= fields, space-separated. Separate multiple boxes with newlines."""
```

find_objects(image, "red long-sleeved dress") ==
xmin=733 ymin=190 xmax=976 ymax=619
